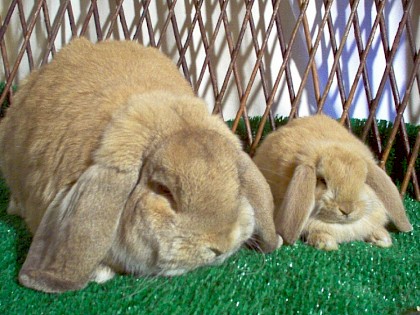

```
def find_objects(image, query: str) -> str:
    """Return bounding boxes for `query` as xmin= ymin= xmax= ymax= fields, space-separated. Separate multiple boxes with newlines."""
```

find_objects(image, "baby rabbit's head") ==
xmin=313 ymin=147 xmax=368 ymax=224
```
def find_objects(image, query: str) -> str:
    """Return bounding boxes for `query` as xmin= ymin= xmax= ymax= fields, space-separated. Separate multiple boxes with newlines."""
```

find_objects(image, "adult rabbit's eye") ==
xmin=149 ymin=181 xmax=177 ymax=210
xmin=154 ymin=183 xmax=171 ymax=196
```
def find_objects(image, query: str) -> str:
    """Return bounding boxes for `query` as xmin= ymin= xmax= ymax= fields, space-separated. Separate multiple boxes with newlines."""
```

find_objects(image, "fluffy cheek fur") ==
xmin=105 ymin=191 xmax=255 ymax=276
xmin=303 ymin=187 xmax=391 ymax=250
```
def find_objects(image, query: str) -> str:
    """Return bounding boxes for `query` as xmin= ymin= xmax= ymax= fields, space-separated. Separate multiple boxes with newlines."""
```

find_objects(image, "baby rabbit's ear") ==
xmin=366 ymin=163 xmax=412 ymax=232
xmin=275 ymin=165 xmax=316 ymax=244
xmin=238 ymin=152 xmax=281 ymax=252
xmin=19 ymin=165 xmax=137 ymax=293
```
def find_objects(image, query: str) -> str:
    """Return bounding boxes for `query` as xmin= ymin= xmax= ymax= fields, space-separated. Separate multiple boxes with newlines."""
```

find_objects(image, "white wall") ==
xmin=1 ymin=0 xmax=419 ymax=124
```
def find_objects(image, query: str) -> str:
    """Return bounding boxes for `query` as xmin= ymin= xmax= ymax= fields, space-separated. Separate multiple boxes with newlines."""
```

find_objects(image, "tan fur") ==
xmin=0 ymin=38 xmax=280 ymax=293
xmin=253 ymin=114 xmax=412 ymax=250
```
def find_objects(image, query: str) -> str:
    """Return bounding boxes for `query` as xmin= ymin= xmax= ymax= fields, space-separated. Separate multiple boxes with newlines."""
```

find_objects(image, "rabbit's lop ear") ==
xmin=275 ymin=165 xmax=316 ymax=245
xmin=19 ymin=165 xmax=137 ymax=293
xmin=366 ymin=163 xmax=412 ymax=232
xmin=238 ymin=152 xmax=281 ymax=252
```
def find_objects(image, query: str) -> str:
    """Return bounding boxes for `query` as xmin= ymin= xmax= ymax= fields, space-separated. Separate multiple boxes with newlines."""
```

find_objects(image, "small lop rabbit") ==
xmin=0 ymin=38 xmax=281 ymax=293
xmin=253 ymin=114 xmax=412 ymax=251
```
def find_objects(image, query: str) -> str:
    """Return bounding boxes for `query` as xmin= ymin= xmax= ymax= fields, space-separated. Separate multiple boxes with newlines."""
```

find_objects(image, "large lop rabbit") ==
xmin=0 ymin=38 xmax=281 ymax=293
xmin=253 ymin=115 xmax=412 ymax=250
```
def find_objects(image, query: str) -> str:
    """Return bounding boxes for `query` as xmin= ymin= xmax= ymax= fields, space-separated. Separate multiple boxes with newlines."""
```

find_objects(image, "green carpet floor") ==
xmin=0 ymin=178 xmax=419 ymax=314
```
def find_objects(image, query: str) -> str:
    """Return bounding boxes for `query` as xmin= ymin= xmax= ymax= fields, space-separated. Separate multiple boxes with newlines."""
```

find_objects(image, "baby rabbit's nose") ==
xmin=339 ymin=206 xmax=352 ymax=216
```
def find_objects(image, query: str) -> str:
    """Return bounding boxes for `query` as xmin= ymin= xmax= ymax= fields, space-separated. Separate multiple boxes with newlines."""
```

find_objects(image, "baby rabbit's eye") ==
xmin=316 ymin=176 xmax=327 ymax=186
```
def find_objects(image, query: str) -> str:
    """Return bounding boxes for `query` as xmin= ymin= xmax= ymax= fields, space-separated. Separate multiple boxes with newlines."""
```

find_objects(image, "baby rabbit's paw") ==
xmin=366 ymin=228 xmax=392 ymax=248
xmin=307 ymin=232 xmax=338 ymax=251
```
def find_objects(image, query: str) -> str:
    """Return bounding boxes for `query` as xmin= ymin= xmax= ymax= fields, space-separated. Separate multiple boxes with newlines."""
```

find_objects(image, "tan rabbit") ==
xmin=0 ymin=38 xmax=281 ymax=293
xmin=253 ymin=114 xmax=412 ymax=251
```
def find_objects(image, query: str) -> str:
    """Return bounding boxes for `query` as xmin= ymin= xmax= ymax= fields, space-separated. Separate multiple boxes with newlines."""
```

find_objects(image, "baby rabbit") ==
xmin=0 ymin=38 xmax=281 ymax=293
xmin=253 ymin=114 xmax=412 ymax=251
